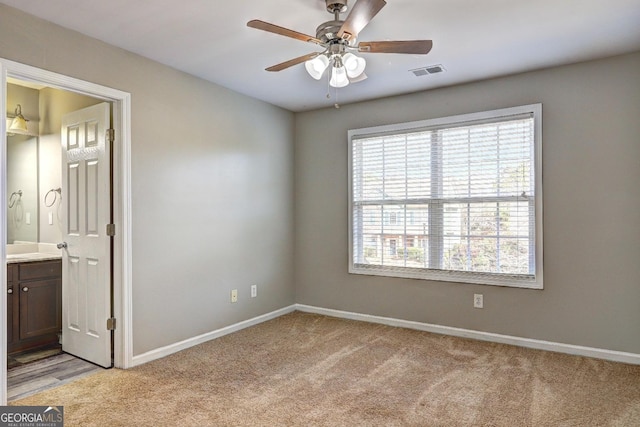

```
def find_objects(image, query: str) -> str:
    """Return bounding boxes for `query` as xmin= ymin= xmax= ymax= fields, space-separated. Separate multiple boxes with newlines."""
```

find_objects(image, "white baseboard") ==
xmin=131 ymin=305 xmax=297 ymax=367
xmin=130 ymin=302 xmax=640 ymax=368
xmin=295 ymin=304 xmax=640 ymax=365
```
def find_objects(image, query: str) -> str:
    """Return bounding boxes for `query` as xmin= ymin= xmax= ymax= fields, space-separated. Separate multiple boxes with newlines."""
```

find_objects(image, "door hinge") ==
xmin=107 ymin=318 xmax=116 ymax=331
xmin=106 ymin=128 xmax=115 ymax=143
xmin=106 ymin=223 xmax=116 ymax=236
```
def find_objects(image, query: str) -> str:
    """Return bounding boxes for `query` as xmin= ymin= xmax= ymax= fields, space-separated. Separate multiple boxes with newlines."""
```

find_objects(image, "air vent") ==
xmin=410 ymin=64 xmax=446 ymax=77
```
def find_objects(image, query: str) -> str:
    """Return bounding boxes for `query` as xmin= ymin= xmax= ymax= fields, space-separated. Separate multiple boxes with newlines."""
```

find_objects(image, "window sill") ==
xmin=350 ymin=264 xmax=543 ymax=289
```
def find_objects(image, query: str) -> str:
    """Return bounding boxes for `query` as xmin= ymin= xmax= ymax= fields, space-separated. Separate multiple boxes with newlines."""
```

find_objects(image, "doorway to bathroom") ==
xmin=1 ymin=59 xmax=132 ymax=404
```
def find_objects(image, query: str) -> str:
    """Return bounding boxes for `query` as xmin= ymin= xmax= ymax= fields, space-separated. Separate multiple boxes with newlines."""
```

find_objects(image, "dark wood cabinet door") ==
xmin=19 ymin=278 xmax=62 ymax=340
xmin=7 ymin=260 xmax=62 ymax=354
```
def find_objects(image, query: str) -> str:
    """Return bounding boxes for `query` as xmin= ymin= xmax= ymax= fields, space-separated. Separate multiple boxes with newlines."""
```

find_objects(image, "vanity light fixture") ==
xmin=9 ymin=104 xmax=29 ymax=133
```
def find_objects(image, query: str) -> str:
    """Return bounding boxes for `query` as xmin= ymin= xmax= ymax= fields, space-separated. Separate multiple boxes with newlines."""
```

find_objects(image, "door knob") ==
xmin=57 ymin=242 xmax=68 ymax=249
xmin=22 ymin=287 xmax=29 ymax=292
xmin=7 ymin=288 xmax=13 ymax=294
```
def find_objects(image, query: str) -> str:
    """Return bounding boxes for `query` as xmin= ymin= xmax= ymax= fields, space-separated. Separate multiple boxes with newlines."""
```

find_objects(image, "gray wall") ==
xmin=295 ymin=52 xmax=640 ymax=354
xmin=1 ymin=5 xmax=296 ymax=355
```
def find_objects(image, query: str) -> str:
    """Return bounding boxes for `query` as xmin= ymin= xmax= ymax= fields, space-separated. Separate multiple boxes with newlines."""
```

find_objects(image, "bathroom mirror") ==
xmin=6 ymin=133 xmax=39 ymax=244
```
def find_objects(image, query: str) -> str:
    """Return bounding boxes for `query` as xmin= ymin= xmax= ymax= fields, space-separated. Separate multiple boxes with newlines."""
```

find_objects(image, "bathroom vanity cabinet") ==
xmin=7 ymin=260 xmax=62 ymax=354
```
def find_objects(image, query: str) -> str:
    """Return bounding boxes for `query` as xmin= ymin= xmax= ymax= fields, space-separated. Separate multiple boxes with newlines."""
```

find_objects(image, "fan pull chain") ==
xmin=326 ymin=59 xmax=335 ymax=103
xmin=325 ymin=61 xmax=341 ymax=109
xmin=326 ymin=66 xmax=331 ymax=100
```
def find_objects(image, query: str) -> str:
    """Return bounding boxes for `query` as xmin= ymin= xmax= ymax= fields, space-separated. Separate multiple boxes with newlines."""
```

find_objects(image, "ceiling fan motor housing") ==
xmin=316 ymin=20 xmax=348 ymax=44
xmin=325 ymin=0 xmax=348 ymax=13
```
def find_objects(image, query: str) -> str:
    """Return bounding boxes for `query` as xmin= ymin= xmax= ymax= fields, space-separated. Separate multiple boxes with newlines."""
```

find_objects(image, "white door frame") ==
xmin=0 ymin=58 xmax=133 ymax=404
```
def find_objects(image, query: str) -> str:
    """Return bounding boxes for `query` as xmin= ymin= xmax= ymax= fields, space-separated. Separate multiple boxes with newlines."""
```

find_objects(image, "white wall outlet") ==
xmin=474 ymin=294 xmax=484 ymax=309
xmin=251 ymin=285 xmax=257 ymax=298
xmin=231 ymin=289 xmax=238 ymax=303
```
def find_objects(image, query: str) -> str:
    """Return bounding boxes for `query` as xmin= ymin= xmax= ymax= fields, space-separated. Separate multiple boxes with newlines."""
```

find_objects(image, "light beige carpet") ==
xmin=12 ymin=312 xmax=640 ymax=426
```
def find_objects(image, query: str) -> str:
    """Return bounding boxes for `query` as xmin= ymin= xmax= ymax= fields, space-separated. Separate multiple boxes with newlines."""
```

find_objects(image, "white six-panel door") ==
xmin=60 ymin=103 xmax=112 ymax=368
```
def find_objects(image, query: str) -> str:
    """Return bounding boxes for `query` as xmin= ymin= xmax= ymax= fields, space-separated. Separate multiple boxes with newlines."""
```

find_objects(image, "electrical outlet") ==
xmin=231 ymin=289 xmax=238 ymax=303
xmin=474 ymin=294 xmax=484 ymax=309
xmin=251 ymin=285 xmax=257 ymax=298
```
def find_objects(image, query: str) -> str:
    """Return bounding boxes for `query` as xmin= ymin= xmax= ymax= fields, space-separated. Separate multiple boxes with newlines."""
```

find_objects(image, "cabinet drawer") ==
xmin=19 ymin=261 xmax=62 ymax=281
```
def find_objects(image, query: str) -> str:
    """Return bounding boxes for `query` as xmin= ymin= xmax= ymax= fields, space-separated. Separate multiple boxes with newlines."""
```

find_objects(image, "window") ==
xmin=389 ymin=212 xmax=398 ymax=225
xmin=349 ymin=104 xmax=543 ymax=288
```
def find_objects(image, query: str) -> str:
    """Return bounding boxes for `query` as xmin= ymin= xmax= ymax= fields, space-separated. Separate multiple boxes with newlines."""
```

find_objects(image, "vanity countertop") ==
xmin=6 ymin=243 xmax=62 ymax=264
xmin=6 ymin=252 xmax=62 ymax=264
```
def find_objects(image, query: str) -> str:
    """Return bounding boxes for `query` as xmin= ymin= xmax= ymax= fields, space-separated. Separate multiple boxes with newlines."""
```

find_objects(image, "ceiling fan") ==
xmin=247 ymin=0 xmax=433 ymax=89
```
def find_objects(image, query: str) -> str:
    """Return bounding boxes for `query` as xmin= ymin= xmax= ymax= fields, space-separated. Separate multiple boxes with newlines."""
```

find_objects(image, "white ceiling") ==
xmin=2 ymin=0 xmax=640 ymax=112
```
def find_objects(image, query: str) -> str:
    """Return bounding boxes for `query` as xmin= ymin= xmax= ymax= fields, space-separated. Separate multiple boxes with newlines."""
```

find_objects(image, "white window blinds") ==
xmin=349 ymin=105 xmax=543 ymax=288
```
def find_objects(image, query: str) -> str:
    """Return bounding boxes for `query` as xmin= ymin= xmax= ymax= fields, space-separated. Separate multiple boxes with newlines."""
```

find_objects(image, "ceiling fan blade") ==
xmin=265 ymin=52 xmax=321 ymax=72
xmin=358 ymin=40 xmax=433 ymax=54
xmin=247 ymin=20 xmax=324 ymax=46
xmin=337 ymin=0 xmax=387 ymax=41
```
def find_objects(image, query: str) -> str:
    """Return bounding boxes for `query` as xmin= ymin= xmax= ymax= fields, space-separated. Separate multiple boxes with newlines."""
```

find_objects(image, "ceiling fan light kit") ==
xmin=247 ymin=0 xmax=433 ymax=94
xmin=306 ymin=46 xmax=367 ymax=87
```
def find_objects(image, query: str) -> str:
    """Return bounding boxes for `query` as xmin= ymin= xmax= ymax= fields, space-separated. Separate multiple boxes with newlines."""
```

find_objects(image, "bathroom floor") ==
xmin=8 ymin=344 xmax=63 ymax=369
xmin=7 ymin=348 xmax=104 ymax=401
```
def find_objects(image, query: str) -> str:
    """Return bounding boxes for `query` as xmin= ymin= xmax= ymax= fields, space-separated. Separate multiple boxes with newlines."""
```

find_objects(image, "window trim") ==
xmin=348 ymin=104 xmax=543 ymax=289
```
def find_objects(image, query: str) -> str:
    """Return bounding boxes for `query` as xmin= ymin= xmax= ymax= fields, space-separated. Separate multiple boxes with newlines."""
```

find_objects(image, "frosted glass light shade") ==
xmin=329 ymin=66 xmax=349 ymax=88
xmin=9 ymin=116 xmax=28 ymax=133
xmin=342 ymin=53 xmax=366 ymax=78
xmin=9 ymin=104 xmax=28 ymax=133
xmin=305 ymin=55 xmax=330 ymax=80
